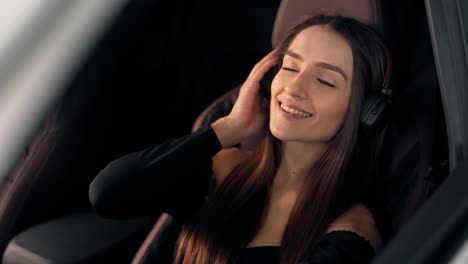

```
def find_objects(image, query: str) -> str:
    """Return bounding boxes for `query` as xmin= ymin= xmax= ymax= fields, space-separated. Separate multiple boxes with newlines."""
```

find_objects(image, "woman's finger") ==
xmin=241 ymin=54 xmax=279 ymax=98
xmin=251 ymin=56 xmax=280 ymax=84
xmin=247 ymin=49 xmax=280 ymax=80
xmin=235 ymin=48 xmax=280 ymax=112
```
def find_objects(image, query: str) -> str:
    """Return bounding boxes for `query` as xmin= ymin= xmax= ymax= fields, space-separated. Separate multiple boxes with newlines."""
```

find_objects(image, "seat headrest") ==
xmin=272 ymin=0 xmax=383 ymax=47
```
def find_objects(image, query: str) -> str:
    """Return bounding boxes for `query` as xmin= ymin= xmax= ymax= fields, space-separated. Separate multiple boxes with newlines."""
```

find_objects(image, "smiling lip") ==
xmin=277 ymin=99 xmax=314 ymax=119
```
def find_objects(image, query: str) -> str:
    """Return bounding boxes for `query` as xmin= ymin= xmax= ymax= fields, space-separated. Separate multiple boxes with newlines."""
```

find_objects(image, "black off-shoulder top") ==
xmin=233 ymin=230 xmax=375 ymax=263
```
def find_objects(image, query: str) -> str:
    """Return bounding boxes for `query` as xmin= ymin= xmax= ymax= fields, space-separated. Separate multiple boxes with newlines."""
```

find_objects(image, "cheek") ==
xmin=330 ymin=106 xmax=349 ymax=129
xmin=316 ymin=97 xmax=350 ymax=133
xmin=270 ymin=73 xmax=285 ymax=97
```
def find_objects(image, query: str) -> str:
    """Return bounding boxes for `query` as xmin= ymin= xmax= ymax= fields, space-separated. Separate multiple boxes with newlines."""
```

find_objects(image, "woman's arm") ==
xmin=89 ymin=125 xmax=222 ymax=222
xmin=89 ymin=49 xmax=279 ymax=222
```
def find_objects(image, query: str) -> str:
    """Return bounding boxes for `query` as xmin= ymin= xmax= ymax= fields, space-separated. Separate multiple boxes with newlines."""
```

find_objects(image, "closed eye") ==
xmin=317 ymin=78 xmax=336 ymax=88
xmin=281 ymin=66 xmax=299 ymax=72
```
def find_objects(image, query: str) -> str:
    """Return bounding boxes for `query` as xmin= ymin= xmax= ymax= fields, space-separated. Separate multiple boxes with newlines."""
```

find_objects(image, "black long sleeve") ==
xmin=233 ymin=231 xmax=375 ymax=264
xmin=89 ymin=125 xmax=222 ymax=222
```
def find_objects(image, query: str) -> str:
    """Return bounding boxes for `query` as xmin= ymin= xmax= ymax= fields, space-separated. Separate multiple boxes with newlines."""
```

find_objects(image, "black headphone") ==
xmin=359 ymin=46 xmax=392 ymax=134
xmin=260 ymin=48 xmax=392 ymax=134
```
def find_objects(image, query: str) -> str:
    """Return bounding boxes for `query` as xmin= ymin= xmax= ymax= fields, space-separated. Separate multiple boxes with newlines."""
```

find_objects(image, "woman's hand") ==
xmin=212 ymin=49 xmax=279 ymax=148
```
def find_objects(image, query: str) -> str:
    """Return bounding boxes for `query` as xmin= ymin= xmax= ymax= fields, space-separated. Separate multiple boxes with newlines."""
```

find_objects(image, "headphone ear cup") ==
xmin=360 ymin=93 xmax=391 ymax=133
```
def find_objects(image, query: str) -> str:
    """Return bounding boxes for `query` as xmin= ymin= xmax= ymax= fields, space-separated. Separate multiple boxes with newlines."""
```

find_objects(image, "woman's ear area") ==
xmin=324 ymin=203 xmax=382 ymax=252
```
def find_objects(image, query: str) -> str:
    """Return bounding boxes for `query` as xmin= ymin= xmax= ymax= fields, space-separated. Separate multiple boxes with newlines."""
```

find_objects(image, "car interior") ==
xmin=0 ymin=0 xmax=454 ymax=263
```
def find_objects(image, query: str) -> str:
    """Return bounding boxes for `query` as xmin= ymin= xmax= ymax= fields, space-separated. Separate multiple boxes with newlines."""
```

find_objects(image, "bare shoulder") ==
xmin=324 ymin=203 xmax=381 ymax=251
xmin=212 ymin=147 xmax=252 ymax=187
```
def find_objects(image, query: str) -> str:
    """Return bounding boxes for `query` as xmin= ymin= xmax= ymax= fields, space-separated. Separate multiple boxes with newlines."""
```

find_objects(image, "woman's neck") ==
xmin=274 ymin=141 xmax=327 ymax=189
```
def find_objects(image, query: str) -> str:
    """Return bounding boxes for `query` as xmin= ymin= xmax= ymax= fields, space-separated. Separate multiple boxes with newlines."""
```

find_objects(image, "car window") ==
xmin=373 ymin=0 xmax=468 ymax=262
xmin=0 ymin=0 xmax=128 ymax=182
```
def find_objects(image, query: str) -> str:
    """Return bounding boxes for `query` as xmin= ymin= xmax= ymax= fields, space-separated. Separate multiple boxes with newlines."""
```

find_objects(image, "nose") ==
xmin=284 ymin=76 xmax=308 ymax=99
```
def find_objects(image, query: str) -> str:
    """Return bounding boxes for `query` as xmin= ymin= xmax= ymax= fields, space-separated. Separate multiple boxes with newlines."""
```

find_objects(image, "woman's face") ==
xmin=270 ymin=25 xmax=354 ymax=143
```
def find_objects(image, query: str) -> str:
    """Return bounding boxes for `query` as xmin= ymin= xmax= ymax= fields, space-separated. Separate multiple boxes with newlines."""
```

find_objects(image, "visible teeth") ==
xmin=280 ymin=103 xmax=312 ymax=117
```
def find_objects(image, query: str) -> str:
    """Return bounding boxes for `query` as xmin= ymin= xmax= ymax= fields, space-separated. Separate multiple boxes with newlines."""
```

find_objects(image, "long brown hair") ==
xmin=175 ymin=14 xmax=390 ymax=264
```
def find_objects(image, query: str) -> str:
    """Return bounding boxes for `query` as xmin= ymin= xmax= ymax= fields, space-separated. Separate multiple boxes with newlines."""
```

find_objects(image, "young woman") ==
xmin=90 ymin=14 xmax=391 ymax=264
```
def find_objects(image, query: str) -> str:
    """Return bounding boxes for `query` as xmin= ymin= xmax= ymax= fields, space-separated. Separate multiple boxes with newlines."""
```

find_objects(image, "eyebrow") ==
xmin=285 ymin=50 xmax=348 ymax=81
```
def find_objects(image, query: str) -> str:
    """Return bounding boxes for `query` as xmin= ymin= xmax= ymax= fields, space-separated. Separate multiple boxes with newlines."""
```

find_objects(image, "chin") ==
xmin=270 ymin=124 xmax=297 ymax=141
xmin=270 ymin=123 xmax=331 ymax=144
